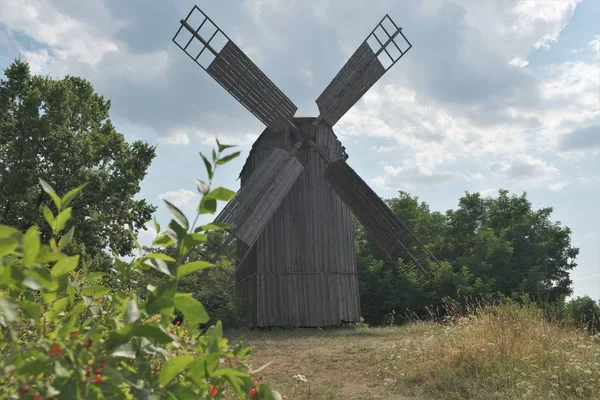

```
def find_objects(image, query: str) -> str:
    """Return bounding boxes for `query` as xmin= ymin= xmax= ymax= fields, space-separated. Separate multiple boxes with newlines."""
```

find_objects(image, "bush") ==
xmin=0 ymin=143 xmax=279 ymax=399
xmin=566 ymin=296 xmax=600 ymax=334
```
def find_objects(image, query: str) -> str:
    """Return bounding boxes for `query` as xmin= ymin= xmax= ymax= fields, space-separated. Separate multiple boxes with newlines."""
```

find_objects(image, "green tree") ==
xmin=566 ymin=296 xmax=600 ymax=333
xmin=355 ymin=189 xmax=579 ymax=325
xmin=446 ymin=190 xmax=578 ymax=301
xmin=0 ymin=59 xmax=156 ymax=263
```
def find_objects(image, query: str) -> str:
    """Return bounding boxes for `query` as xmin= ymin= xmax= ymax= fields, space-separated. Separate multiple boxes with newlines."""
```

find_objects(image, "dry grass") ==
xmin=226 ymin=304 xmax=600 ymax=399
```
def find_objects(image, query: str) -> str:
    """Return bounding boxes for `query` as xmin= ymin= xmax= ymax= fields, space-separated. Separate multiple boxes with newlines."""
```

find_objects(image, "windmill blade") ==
xmin=215 ymin=147 xmax=304 ymax=249
xmin=316 ymin=14 xmax=412 ymax=127
xmin=173 ymin=6 xmax=298 ymax=132
xmin=324 ymin=159 xmax=437 ymax=275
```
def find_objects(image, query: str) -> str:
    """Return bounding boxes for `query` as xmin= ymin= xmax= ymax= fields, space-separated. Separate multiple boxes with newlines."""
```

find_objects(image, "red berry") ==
xmin=249 ymin=387 xmax=257 ymax=398
xmin=99 ymin=359 xmax=106 ymax=366
xmin=95 ymin=368 xmax=102 ymax=374
xmin=176 ymin=320 xmax=181 ymax=326
xmin=210 ymin=386 xmax=219 ymax=398
xmin=18 ymin=385 xmax=29 ymax=393
xmin=86 ymin=338 xmax=93 ymax=348
xmin=50 ymin=345 xmax=61 ymax=354
xmin=33 ymin=394 xmax=41 ymax=400
xmin=95 ymin=374 xmax=102 ymax=384
xmin=71 ymin=329 xmax=79 ymax=336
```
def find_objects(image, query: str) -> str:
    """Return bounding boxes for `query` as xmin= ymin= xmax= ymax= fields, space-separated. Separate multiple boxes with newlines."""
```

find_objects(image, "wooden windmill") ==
xmin=173 ymin=5 xmax=439 ymax=327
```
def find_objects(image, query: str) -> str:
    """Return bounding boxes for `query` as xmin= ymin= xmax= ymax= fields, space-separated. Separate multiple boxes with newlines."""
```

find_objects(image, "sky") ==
xmin=0 ymin=0 xmax=598 ymax=300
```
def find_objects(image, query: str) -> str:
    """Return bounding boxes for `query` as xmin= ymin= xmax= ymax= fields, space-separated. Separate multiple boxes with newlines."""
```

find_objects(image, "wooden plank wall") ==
xmin=237 ymin=118 xmax=361 ymax=327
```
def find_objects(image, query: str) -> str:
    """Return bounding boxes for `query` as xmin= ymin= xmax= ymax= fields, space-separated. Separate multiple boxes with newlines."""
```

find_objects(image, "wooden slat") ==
xmin=207 ymin=41 xmax=297 ymax=131
xmin=316 ymin=42 xmax=386 ymax=126
xmin=216 ymin=148 xmax=303 ymax=248
xmin=325 ymin=159 xmax=409 ymax=256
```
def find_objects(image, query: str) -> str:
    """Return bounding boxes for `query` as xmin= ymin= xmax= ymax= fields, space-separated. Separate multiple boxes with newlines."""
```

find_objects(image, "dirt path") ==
xmin=230 ymin=328 xmax=414 ymax=399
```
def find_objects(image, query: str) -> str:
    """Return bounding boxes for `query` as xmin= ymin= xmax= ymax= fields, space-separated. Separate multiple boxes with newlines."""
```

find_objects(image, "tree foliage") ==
xmin=0 ymin=59 xmax=156 ymax=261
xmin=356 ymin=190 xmax=579 ymax=325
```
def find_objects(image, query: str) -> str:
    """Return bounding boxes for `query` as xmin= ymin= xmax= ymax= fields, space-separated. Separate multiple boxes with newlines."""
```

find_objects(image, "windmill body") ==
xmin=173 ymin=6 xmax=438 ymax=327
xmin=238 ymin=119 xmax=358 ymax=327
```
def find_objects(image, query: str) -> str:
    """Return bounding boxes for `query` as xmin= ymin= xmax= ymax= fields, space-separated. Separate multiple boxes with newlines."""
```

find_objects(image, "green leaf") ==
xmin=152 ymin=234 xmax=174 ymax=248
xmin=216 ymin=151 xmax=241 ymax=165
xmin=144 ymin=253 xmax=176 ymax=262
xmin=146 ymin=296 xmax=175 ymax=315
xmin=173 ymin=294 xmax=209 ymax=326
xmin=53 ymin=207 xmax=73 ymax=233
xmin=131 ymin=325 xmax=173 ymax=344
xmin=44 ymin=297 xmax=68 ymax=322
xmin=51 ymin=255 xmax=79 ymax=278
xmin=180 ymin=233 xmax=207 ymax=257
xmin=212 ymin=148 xmax=217 ymax=163
xmin=39 ymin=178 xmax=62 ymax=210
xmin=176 ymin=261 xmax=214 ymax=279
xmin=42 ymin=205 xmax=55 ymax=228
xmin=197 ymin=222 xmax=234 ymax=231
xmin=0 ymin=237 xmax=18 ymax=257
xmin=26 ymin=267 xmax=58 ymax=292
xmin=81 ymin=286 xmax=110 ymax=297
xmin=216 ymin=140 xmax=236 ymax=153
xmin=205 ymin=187 xmax=237 ymax=202
xmin=22 ymin=226 xmax=41 ymax=264
xmin=58 ymin=226 xmax=75 ymax=250
xmin=21 ymin=300 xmax=42 ymax=319
xmin=61 ymin=182 xmax=88 ymax=208
xmin=195 ymin=179 xmax=210 ymax=196
xmin=53 ymin=207 xmax=72 ymax=233
xmin=159 ymin=355 xmax=195 ymax=387
xmin=199 ymin=152 xmax=213 ymax=180
xmin=86 ymin=272 xmax=104 ymax=283
xmin=0 ymin=297 xmax=17 ymax=322
xmin=153 ymin=217 xmax=161 ymax=235
xmin=162 ymin=199 xmax=189 ymax=231
xmin=54 ymin=361 xmax=70 ymax=378
xmin=187 ymin=353 xmax=220 ymax=379
xmin=111 ymin=343 xmax=136 ymax=359
xmin=144 ymin=258 xmax=171 ymax=277
xmin=124 ymin=300 xmax=140 ymax=325
xmin=0 ymin=224 xmax=22 ymax=240
xmin=198 ymin=198 xmax=217 ymax=215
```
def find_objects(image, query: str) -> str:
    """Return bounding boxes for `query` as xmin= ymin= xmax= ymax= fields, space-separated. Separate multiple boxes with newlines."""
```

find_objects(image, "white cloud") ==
xmin=158 ymin=132 xmax=190 ymax=146
xmin=488 ymin=153 xmax=562 ymax=189
xmin=509 ymin=57 xmax=529 ymax=68
xmin=373 ymin=162 xmax=483 ymax=190
xmin=589 ymin=34 xmax=600 ymax=59
xmin=0 ymin=0 xmax=119 ymax=65
xmin=509 ymin=0 xmax=580 ymax=50
xmin=158 ymin=189 xmax=198 ymax=208
xmin=548 ymin=181 xmax=569 ymax=191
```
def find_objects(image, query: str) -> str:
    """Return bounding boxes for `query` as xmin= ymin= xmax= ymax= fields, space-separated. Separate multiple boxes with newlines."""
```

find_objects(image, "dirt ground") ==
xmin=227 ymin=327 xmax=417 ymax=399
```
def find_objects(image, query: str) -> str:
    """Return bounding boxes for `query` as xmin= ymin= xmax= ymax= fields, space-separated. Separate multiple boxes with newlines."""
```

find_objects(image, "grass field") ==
xmin=227 ymin=304 xmax=600 ymax=399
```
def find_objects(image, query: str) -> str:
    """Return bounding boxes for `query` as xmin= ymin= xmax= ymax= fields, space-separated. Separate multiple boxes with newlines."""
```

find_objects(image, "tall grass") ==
xmin=375 ymin=302 xmax=600 ymax=399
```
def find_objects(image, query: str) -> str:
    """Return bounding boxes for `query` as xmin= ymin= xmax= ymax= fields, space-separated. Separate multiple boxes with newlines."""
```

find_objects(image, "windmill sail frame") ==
xmin=315 ymin=14 xmax=412 ymax=127
xmin=172 ymin=6 xmax=298 ymax=131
